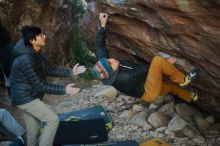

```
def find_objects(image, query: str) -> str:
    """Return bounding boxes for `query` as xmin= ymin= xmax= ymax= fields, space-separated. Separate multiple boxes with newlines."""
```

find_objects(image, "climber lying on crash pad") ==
xmin=92 ymin=13 xmax=199 ymax=103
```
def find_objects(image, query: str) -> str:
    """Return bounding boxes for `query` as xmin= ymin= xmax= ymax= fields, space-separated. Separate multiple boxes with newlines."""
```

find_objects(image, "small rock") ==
xmin=168 ymin=115 xmax=187 ymax=131
xmin=156 ymin=126 xmax=167 ymax=132
xmin=116 ymin=134 xmax=126 ymax=139
xmin=102 ymin=101 xmax=109 ymax=107
xmin=165 ymin=129 xmax=175 ymax=137
xmin=178 ymin=137 xmax=189 ymax=141
xmin=123 ymin=125 xmax=129 ymax=131
xmin=193 ymin=135 xmax=205 ymax=144
xmin=59 ymin=100 xmax=72 ymax=107
xmin=141 ymin=132 xmax=147 ymax=137
xmin=132 ymin=104 xmax=144 ymax=112
xmin=183 ymin=126 xmax=199 ymax=138
xmin=129 ymin=111 xmax=148 ymax=127
xmin=107 ymin=104 xmax=114 ymax=111
xmin=116 ymin=102 xmax=124 ymax=107
xmin=122 ymin=96 xmax=132 ymax=100
xmin=149 ymin=103 xmax=158 ymax=110
xmin=158 ymin=102 xmax=175 ymax=118
xmin=126 ymin=99 xmax=135 ymax=104
xmin=132 ymin=125 xmax=138 ymax=130
xmin=205 ymin=116 xmax=215 ymax=124
xmin=158 ymin=133 xmax=165 ymax=138
xmin=119 ymin=110 xmax=135 ymax=119
xmin=148 ymin=112 xmax=169 ymax=128
xmin=82 ymin=89 xmax=87 ymax=92
xmin=150 ymin=131 xmax=159 ymax=137
xmin=194 ymin=116 xmax=211 ymax=129
xmin=175 ymin=103 xmax=202 ymax=122
xmin=143 ymin=123 xmax=153 ymax=130
xmin=94 ymin=86 xmax=118 ymax=98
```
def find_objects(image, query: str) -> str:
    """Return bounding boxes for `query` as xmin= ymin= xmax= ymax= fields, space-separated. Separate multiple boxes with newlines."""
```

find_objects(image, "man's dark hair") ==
xmin=21 ymin=25 xmax=41 ymax=46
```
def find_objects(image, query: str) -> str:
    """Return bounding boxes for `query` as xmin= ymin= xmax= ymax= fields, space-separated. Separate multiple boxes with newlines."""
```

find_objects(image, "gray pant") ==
xmin=0 ymin=108 xmax=25 ymax=140
xmin=18 ymin=99 xmax=59 ymax=146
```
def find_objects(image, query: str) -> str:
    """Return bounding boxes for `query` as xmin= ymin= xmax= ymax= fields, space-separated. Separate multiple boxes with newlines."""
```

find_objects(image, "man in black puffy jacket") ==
xmin=10 ymin=26 xmax=86 ymax=146
xmin=92 ymin=13 xmax=198 ymax=103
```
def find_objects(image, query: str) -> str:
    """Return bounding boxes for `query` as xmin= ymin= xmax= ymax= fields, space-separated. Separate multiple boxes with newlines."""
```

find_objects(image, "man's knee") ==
xmin=0 ymin=109 xmax=7 ymax=114
xmin=152 ymin=56 xmax=164 ymax=63
xmin=49 ymin=114 xmax=59 ymax=127
xmin=0 ymin=109 xmax=9 ymax=119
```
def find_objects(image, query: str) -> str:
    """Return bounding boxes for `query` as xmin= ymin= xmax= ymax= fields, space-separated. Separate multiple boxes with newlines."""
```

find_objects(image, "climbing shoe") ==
xmin=179 ymin=69 xmax=199 ymax=87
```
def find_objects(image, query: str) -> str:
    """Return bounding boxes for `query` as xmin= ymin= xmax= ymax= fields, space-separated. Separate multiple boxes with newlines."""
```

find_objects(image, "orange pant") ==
xmin=141 ymin=56 xmax=192 ymax=103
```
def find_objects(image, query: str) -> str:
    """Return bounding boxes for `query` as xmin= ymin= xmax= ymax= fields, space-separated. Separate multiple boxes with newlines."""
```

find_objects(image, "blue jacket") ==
xmin=96 ymin=28 xmax=150 ymax=98
xmin=10 ymin=39 xmax=72 ymax=105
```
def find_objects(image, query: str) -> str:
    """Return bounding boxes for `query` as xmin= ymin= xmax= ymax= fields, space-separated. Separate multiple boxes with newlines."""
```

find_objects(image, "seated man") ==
xmin=0 ymin=108 xmax=25 ymax=146
xmin=92 ymin=13 xmax=198 ymax=103
xmin=10 ymin=26 xmax=86 ymax=146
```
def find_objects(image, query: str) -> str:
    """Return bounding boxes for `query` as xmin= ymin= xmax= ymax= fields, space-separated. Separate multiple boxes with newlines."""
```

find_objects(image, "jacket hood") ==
xmin=13 ymin=39 xmax=35 ymax=57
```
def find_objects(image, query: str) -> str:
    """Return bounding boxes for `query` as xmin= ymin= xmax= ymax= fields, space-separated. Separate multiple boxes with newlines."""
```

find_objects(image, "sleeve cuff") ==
xmin=98 ymin=27 xmax=106 ymax=33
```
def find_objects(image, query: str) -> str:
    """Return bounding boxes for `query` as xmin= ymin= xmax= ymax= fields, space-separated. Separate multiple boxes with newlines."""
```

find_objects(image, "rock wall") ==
xmin=80 ymin=0 xmax=220 ymax=115
xmin=0 ymin=0 xmax=71 ymax=64
xmin=0 ymin=0 xmax=220 ymax=116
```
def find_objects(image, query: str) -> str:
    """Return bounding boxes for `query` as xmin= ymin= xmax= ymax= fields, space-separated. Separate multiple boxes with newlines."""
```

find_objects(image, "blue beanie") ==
xmin=92 ymin=58 xmax=114 ymax=79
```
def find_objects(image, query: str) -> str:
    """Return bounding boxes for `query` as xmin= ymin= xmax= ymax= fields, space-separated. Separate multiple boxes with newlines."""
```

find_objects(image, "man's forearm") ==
xmin=95 ymin=27 xmax=109 ymax=59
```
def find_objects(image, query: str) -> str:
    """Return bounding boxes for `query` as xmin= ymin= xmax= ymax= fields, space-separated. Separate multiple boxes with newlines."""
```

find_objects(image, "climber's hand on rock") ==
xmin=99 ymin=13 xmax=108 ymax=27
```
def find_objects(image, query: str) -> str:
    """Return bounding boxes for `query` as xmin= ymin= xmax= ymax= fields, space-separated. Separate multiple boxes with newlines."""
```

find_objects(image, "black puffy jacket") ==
xmin=10 ymin=39 xmax=72 ymax=105
xmin=96 ymin=28 xmax=150 ymax=98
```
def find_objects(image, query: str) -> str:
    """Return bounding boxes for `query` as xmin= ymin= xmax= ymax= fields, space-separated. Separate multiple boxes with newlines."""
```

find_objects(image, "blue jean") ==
xmin=0 ymin=108 xmax=25 ymax=140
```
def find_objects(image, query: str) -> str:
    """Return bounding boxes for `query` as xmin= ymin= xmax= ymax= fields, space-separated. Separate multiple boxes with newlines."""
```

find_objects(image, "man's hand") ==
xmin=99 ymin=13 xmax=108 ymax=27
xmin=65 ymin=83 xmax=80 ymax=95
xmin=72 ymin=63 xmax=86 ymax=76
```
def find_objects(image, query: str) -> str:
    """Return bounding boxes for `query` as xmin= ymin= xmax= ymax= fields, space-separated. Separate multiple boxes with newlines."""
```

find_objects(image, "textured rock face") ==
xmin=0 ymin=0 xmax=71 ymax=64
xmin=80 ymin=0 xmax=220 ymax=114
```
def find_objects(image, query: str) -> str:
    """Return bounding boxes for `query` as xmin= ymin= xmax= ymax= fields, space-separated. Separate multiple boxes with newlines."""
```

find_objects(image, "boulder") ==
xmin=80 ymin=0 xmax=220 ymax=117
